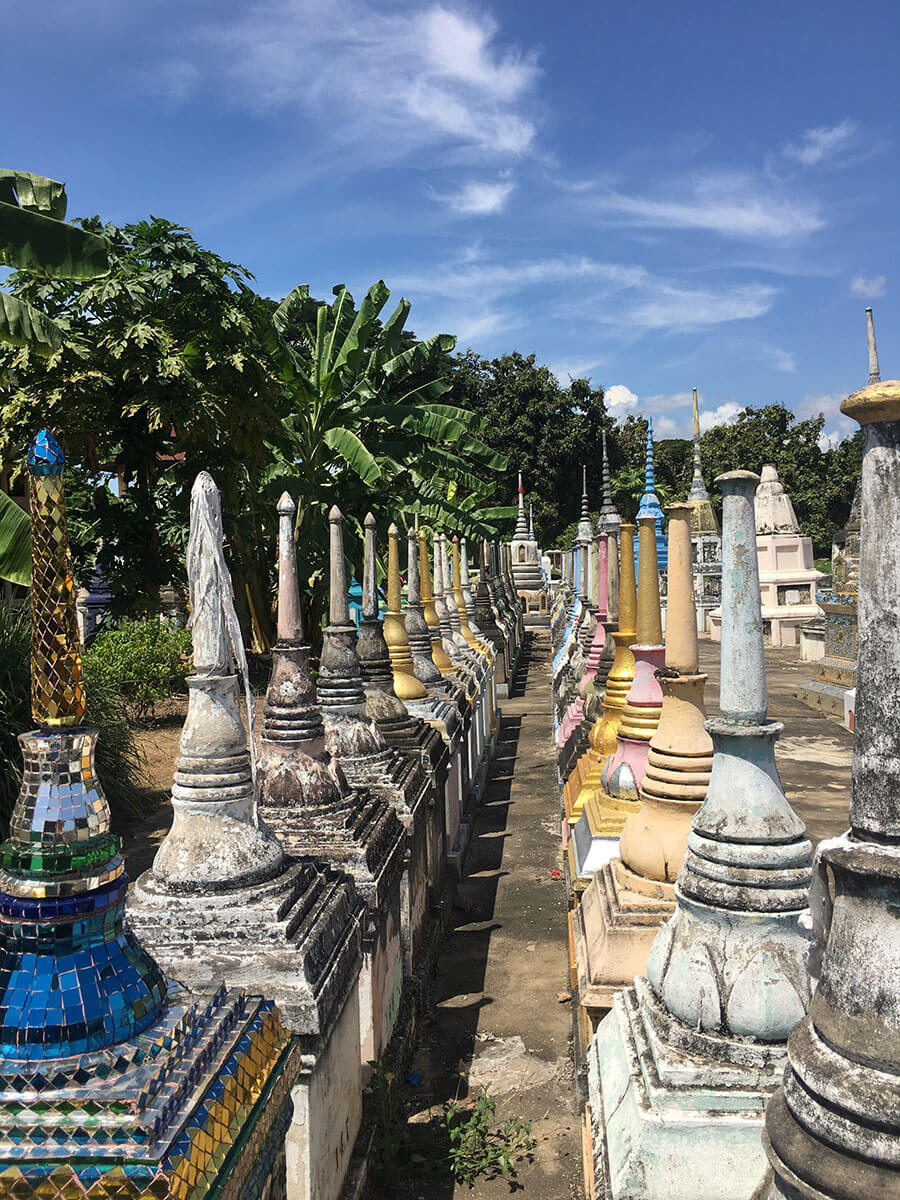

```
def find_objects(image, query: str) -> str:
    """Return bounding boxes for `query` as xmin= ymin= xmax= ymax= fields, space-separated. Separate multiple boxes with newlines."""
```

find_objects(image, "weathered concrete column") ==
xmin=760 ymin=320 xmax=900 ymax=1200
xmin=587 ymin=470 xmax=813 ymax=1199
xmin=420 ymin=527 xmax=455 ymax=675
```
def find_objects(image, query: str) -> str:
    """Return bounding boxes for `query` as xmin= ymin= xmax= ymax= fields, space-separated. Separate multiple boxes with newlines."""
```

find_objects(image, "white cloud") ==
xmin=440 ymin=179 xmax=516 ymax=216
xmin=604 ymin=384 xmax=639 ymax=412
xmin=850 ymin=274 xmax=886 ymax=298
xmin=784 ymin=120 xmax=857 ymax=167
xmin=591 ymin=172 xmax=824 ymax=240
xmin=699 ymin=401 xmax=741 ymax=432
xmin=170 ymin=1 xmax=540 ymax=161
xmin=654 ymin=416 xmax=680 ymax=437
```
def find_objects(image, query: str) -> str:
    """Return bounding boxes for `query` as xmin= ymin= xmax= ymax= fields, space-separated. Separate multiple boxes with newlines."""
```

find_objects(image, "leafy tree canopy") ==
xmin=449 ymin=351 xmax=606 ymax=545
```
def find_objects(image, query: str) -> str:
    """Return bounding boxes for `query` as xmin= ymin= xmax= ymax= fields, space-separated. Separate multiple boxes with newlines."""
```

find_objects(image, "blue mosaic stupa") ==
xmin=634 ymin=418 xmax=667 ymax=572
xmin=0 ymin=432 xmax=299 ymax=1200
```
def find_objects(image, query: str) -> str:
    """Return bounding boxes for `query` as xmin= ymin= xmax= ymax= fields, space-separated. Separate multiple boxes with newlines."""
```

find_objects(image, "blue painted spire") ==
xmin=634 ymin=417 xmax=668 ymax=570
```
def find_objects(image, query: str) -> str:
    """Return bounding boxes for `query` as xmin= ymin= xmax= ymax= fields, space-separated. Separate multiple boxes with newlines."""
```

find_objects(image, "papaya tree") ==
xmin=0 ymin=170 xmax=110 ymax=586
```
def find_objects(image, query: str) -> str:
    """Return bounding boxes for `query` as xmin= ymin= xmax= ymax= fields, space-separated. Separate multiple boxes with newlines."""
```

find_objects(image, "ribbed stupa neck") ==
xmin=514 ymin=470 xmax=528 ymax=537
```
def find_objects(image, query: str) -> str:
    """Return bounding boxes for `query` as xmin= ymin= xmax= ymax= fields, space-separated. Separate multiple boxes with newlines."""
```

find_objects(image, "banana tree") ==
xmin=0 ymin=169 xmax=108 ymax=355
xmin=265 ymin=281 xmax=512 ymax=635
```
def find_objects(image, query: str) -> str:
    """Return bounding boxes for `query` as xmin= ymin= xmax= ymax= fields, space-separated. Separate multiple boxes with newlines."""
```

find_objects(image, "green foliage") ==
xmin=0 ymin=216 xmax=284 ymax=641
xmin=0 ymin=490 xmax=30 ymax=586
xmin=83 ymin=620 xmax=192 ymax=723
xmin=442 ymin=1087 xmax=534 ymax=1187
xmin=367 ymin=1060 xmax=534 ymax=1191
xmin=0 ymin=603 xmax=148 ymax=828
xmin=450 ymin=351 xmax=607 ymax=545
xmin=0 ymin=170 xmax=108 ymax=354
xmin=266 ymin=282 xmax=511 ymax=639
xmin=698 ymin=405 xmax=861 ymax=554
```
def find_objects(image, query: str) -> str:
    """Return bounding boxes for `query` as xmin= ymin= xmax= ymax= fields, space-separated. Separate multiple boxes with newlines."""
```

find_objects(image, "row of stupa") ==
xmin=550 ymin=311 xmax=896 ymax=1198
xmin=0 ymin=439 xmax=525 ymax=1200
xmin=550 ymin=383 xmax=826 ymax=650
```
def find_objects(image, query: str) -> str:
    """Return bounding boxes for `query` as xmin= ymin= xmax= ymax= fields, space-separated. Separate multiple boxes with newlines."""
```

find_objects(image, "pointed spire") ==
xmin=687 ymin=387 xmax=711 ymax=503
xmin=528 ymin=502 xmax=534 ymax=539
xmin=598 ymin=428 xmax=621 ymax=536
xmin=867 ymin=306 xmax=881 ymax=384
xmin=644 ymin=418 xmax=655 ymax=493
xmin=514 ymin=469 xmax=528 ymax=537
xmin=276 ymin=493 xmax=304 ymax=643
xmin=577 ymin=464 xmax=593 ymax=544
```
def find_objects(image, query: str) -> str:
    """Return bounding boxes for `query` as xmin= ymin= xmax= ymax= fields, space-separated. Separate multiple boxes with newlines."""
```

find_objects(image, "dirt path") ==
xmin=400 ymin=631 xmax=583 ymax=1199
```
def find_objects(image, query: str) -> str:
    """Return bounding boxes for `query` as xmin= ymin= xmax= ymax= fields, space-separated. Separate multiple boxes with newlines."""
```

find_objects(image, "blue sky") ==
xmin=4 ymin=0 xmax=897 ymax=444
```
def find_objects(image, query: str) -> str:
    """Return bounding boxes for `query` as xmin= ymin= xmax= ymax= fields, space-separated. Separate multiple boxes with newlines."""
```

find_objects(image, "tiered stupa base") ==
xmin=571 ymin=859 xmax=675 ymax=1034
xmin=589 ymin=977 xmax=782 ymax=1200
xmin=0 ymin=982 xmax=298 ymax=1200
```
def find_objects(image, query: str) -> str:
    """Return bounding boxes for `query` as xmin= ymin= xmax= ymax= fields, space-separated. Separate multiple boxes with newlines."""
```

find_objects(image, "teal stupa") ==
xmin=634 ymin=418 xmax=667 ymax=571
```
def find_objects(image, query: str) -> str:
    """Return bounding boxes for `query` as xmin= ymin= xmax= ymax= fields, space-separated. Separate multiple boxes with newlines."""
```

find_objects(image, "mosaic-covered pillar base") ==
xmin=0 ymin=985 xmax=298 ymax=1200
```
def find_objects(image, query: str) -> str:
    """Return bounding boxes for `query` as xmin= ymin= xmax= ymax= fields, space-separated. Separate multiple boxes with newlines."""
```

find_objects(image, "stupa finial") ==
xmin=598 ymin=428 xmax=621 ymax=535
xmin=328 ymin=505 xmax=351 ymax=626
xmin=26 ymin=429 xmax=86 ymax=728
xmin=276 ymin=492 xmax=303 ymax=643
xmin=577 ymin=464 xmax=593 ymax=544
xmin=362 ymin=511 xmax=379 ymax=621
xmin=688 ymin=387 xmax=711 ymax=503
xmin=866 ymin=306 xmax=881 ymax=385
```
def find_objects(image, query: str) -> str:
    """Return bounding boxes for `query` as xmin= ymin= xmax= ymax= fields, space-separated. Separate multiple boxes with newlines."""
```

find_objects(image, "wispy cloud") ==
xmin=398 ymin=249 xmax=776 ymax=334
xmin=850 ymin=273 xmax=887 ymax=298
xmin=163 ymin=1 xmax=540 ymax=161
xmin=619 ymin=282 xmax=778 ymax=332
xmin=784 ymin=119 xmax=857 ymax=167
xmin=439 ymin=178 xmax=516 ymax=216
xmin=588 ymin=172 xmax=824 ymax=241
xmin=771 ymin=347 xmax=797 ymax=373
xmin=393 ymin=255 xmax=647 ymax=300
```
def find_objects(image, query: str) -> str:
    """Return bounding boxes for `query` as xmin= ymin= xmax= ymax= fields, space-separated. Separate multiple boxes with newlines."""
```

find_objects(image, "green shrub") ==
xmin=83 ymin=619 xmax=192 ymax=723
xmin=0 ymin=603 xmax=150 ymax=828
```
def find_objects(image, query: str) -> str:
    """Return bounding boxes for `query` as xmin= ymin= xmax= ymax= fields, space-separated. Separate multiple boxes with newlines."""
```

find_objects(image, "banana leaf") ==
xmin=0 ymin=201 xmax=109 ymax=279
xmin=0 ymin=292 xmax=62 ymax=354
xmin=0 ymin=170 xmax=67 ymax=219
xmin=0 ymin=490 xmax=31 ymax=587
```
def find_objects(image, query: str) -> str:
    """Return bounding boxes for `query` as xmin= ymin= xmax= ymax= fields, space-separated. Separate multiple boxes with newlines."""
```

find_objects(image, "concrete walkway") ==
xmin=405 ymin=631 xmax=583 ymax=1198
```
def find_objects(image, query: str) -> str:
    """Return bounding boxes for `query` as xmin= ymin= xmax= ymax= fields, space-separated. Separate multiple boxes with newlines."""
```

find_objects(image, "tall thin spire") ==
xmin=577 ymin=464 xmax=593 ymax=544
xmin=688 ymin=387 xmax=710 ymax=503
xmin=867 ymin=306 xmax=881 ymax=384
xmin=598 ymin=428 xmax=621 ymax=536
xmin=514 ymin=469 xmax=528 ymax=537
xmin=636 ymin=417 xmax=667 ymax=568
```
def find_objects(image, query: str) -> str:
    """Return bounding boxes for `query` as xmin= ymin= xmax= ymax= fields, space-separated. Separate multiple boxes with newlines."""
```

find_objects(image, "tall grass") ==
xmin=0 ymin=603 xmax=150 ymax=831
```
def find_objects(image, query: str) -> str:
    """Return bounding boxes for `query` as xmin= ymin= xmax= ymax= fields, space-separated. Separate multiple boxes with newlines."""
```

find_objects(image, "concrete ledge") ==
xmin=794 ymin=678 xmax=848 ymax=718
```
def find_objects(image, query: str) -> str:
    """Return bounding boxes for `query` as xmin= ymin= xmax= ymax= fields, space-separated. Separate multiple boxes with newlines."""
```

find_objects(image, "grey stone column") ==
xmin=762 ymin=331 xmax=900 ymax=1200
